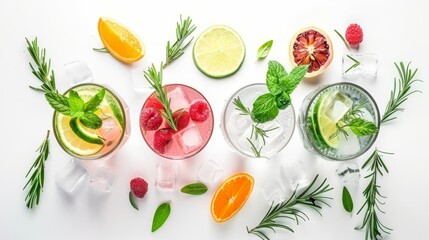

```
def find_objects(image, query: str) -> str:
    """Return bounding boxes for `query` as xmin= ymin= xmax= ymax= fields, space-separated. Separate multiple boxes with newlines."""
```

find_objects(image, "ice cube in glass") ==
xmin=323 ymin=91 xmax=353 ymax=122
xmin=55 ymin=159 xmax=87 ymax=193
xmin=167 ymin=87 xmax=190 ymax=111
xmin=175 ymin=124 xmax=203 ymax=154
xmin=226 ymin=112 xmax=252 ymax=137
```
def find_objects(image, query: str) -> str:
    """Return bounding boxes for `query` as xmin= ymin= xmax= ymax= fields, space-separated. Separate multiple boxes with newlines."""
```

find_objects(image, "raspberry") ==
xmin=345 ymin=23 xmax=363 ymax=46
xmin=130 ymin=177 xmax=148 ymax=198
xmin=172 ymin=110 xmax=190 ymax=131
xmin=145 ymin=96 xmax=164 ymax=111
xmin=189 ymin=100 xmax=210 ymax=122
xmin=153 ymin=128 xmax=174 ymax=153
xmin=140 ymin=108 xmax=163 ymax=131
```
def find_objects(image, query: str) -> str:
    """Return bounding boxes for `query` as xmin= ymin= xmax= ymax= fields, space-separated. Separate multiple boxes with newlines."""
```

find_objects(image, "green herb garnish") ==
xmin=345 ymin=55 xmax=361 ymax=73
xmin=163 ymin=15 xmax=196 ymax=69
xmin=334 ymin=29 xmax=349 ymax=48
xmin=129 ymin=191 xmax=139 ymax=210
xmin=247 ymin=138 xmax=263 ymax=158
xmin=233 ymin=97 xmax=251 ymax=116
xmin=247 ymin=174 xmax=333 ymax=240
xmin=342 ymin=186 xmax=353 ymax=213
xmin=381 ymin=62 xmax=422 ymax=124
xmin=152 ymin=202 xmax=171 ymax=232
xmin=181 ymin=183 xmax=208 ymax=195
xmin=257 ymin=40 xmax=273 ymax=61
xmin=23 ymin=130 xmax=50 ymax=209
xmin=356 ymin=149 xmax=393 ymax=240
xmin=92 ymin=47 xmax=108 ymax=53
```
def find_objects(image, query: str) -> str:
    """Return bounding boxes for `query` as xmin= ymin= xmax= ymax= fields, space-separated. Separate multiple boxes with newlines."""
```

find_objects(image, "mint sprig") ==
xmin=252 ymin=61 xmax=309 ymax=123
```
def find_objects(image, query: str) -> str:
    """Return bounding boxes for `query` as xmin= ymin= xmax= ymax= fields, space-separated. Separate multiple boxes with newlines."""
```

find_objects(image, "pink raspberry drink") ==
xmin=140 ymin=84 xmax=214 ymax=160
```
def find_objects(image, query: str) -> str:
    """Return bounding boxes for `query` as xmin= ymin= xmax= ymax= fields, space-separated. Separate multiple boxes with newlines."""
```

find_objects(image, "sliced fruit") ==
xmin=140 ymin=108 xmax=163 ymax=131
xmin=193 ymin=25 xmax=245 ymax=78
xmin=55 ymin=114 xmax=104 ymax=156
xmin=105 ymin=93 xmax=125 ymax=130
xmin=289 ymin=26 xmax=333 ymax=78
xmin=98 ymin=17 xmax=145 ymax=63
xmin=145 ymin=96 xmax=165 ymax=111
xmin=189 ymin=100 xmax=210 ymax=122
xmin=312 ymin=91 xmax=339 ymax=148
xmin=211 ymin=173 xmax=254 ymax=223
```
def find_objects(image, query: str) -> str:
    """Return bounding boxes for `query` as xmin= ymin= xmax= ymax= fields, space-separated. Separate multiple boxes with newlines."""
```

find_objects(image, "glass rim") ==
xmin=304 ymin=82 xmax=380 ymax=161
xmin=140 ymin=83 xmax=214 ymax=160
xmin=221 ymin=83 xmax=296 ymax=158
xmin=52 ymin=83 xmax=128 ymax=160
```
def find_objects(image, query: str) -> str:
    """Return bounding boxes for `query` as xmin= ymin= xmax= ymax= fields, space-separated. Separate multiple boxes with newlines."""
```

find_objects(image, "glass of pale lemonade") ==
xmin=53 ymin=84 xmax=130 ymax=160
xmin=221 ymin=83 xmax=295 ymax=158
xmin=297 ymin=82 xmax=380 ymax=160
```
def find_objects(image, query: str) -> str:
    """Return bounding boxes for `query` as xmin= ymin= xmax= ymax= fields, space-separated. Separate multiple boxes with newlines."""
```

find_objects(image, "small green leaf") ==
xmin=84 ymin=88 xmax=106 ymax=112
xmin=279 ymin=65 xmax=309 ymax=94
xmin=129 ymin=191 xmax=138 ymax=210
xmin=93 ymin=47 xmax=109 ymax=53
xmin=152 ymin=202 xmax=171 ymax=232
xmin=275 ymin=92 xmax=291 ymax=110
xmin=257 ymin=40 xmax=273 ymax=61
xmin=45 ymin=92 xmax=70 ymax=115
xmin=266 ymin=61 xmax=287 ymax=96
xmin=251 ymin=93 xmax=279 ymax=123
xmin=79 ymin=112 xmax=102 ymax=129
xmin=349 ymin=118 xmax=378 ymax=136
xmin=342 ymin=186 xmax=353 ymax=213
xmin=181 ymin=183 xmax=208 ymax=195
xmin=71 ymin=111 xmax=85 ymax=118
xmin=68 ymin=90 xmax=84 ymax=114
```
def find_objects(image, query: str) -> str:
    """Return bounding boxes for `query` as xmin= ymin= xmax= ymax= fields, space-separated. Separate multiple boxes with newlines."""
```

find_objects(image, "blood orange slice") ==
xmin=289 ymin=26 xmax=333 ymax=78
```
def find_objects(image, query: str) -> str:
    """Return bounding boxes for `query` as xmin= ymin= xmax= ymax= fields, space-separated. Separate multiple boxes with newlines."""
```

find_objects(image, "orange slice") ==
xmin=210 ymin=173 xmax=254 ymax=223
xmin=98 ymin=17 xmax=145 ymax=63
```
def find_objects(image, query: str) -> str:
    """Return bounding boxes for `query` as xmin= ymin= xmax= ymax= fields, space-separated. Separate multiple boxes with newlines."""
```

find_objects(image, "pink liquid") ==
xmin=140 ymin=84 xmax=214 ymax=160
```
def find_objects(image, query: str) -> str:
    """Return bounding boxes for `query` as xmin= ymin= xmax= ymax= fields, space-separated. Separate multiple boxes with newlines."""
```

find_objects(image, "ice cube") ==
xmin=323 ymin=91 xmax=353 ymax=122
xmin=261 ymin=180 xmax=286 ymax=206
xmin=237 ymin=125 xmax=264 ymax=153
xmin=167 ymin=87 xmax=190 ymax=111
xmin=336 ymin=162 xmax=360 ymax=187
xmin=55 ymin=159 xmax=87 ymax=193
xmin=155 ymin=160 xmax=179 ymax=190
xmin=197 ymin=159 xmax=224 ymax=185
xmin=337 ymin=128 xmax=361 ymax=156
xmin=64 ymin=60 xmax=93 ymax=86
xmin=342 ymin=54 xmax=378 ymax=80
xmin=130 ymin=68 xmax=154 ymax=93
xmin=100 ymin=118 xmax=122 ymax=147
xmin=259 ymin=120 xmax=284 ymax=146
xmin=226 ymin=112 xmax=252 ymax=137
xmin=281 ymin=160 xmax=309 ymax=191
xmin=175 ymin=124 xmax=203 ymax=154
xmin=89 ymin=166 xmax=114 ymax=193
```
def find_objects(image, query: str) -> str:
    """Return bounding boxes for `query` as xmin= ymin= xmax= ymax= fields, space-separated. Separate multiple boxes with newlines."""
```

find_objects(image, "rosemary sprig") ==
xmin=247 ymin=138 xmax=262 ymax=158
xmin=334 ymin=29 xmax=349 ymax=48
xmin=247 ymin=174 xmax=333 ymax=240
xmin=356 ymin=149 xmax=393 ymax=240
xmin=233 ymin=97 xmax=251 ymax=115
xmin=163 ymin=15 xmax=196 ymax=69
xmin=345 ymin=55 xmax=361 ymax=73
xmin=93 ymin=47 xmax=108 ymax=53
xmin=143 ymin=63 xmax=177 ymax=130
xmin=23 ymin=130 xmax=50 ymax=209
xmin=381 ymin=62 xmax=422 ymax=124
xmin=329 ymin=99 xmax=366 ymax=140
xmin=26 ymin=38 xmax=57 ymax=94
xmin=251 ymin=124 xmax=279 ymax=145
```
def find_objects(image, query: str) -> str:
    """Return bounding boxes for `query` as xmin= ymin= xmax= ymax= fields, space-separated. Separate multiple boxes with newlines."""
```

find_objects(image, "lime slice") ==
xmin=193 ymin=25 xmax=245 ymax=78
xmin=105 ymin=93 xmax=125 ymax=129
xmin=312 ymin=91 xmax=339 ymax=149
xmin=55 ymin=114 xmax=104 ymax=156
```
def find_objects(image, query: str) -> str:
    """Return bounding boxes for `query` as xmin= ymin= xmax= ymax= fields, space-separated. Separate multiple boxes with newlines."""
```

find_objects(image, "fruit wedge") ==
xmin=312 ymin=90 xmax=339 ymax=148
xmin=193 ymin=25 xmax=245 ymax=78
xmin=211 ymin=173 xmax=254 ymax=223
xmin=98 ymin=17 xmax=145 ymax=63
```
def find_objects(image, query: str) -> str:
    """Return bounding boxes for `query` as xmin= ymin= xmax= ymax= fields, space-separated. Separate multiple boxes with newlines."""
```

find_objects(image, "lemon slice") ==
xmin=193 ymin=25 xmax=245 ymax=78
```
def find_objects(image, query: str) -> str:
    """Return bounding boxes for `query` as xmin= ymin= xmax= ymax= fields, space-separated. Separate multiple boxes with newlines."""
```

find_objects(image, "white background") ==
xmin=1 ymin=0 xmax=428 ymax=239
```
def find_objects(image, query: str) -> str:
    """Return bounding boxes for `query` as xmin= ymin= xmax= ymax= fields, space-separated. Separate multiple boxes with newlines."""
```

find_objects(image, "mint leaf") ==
xmin=68 ymin=90 xmax=84 ymax=114
xmin=84 ymin=88 xmax=106 ymax=112
xmin=275 ymin=92 xmax=291 ymax=110
xmin=152 ymin=202 xmax=171 ymax=232
xmin=45 ymin=92 xmax=70 ymax=115
xmin=342 ymin=186 xmax=353 ymax=213
xmin=181 ymin=183 xmax=208 ymax=195
xmin=79 ymin=112 xmax=102 ymax=129
xmin=280 ymin=65 xmax=309 ymax=94
xmin=266 ymin=61 xmax=287 ymax=96
xmin=257 ymin=40 xmax=273 ymax=61
xmin=349 ymin=118 xmax=378 ymax=136
xmin=251 ymin=93 xmax=279 ymax=123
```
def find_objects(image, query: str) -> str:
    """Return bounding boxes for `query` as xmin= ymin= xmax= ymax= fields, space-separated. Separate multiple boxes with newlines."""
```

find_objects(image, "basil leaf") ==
xmin=349 ymin=118 xmax=378 ymax=136
xmin=129 ymin=191 xmax=139 ymax=210
xmin=275 ymin=92 xmax=291 ymax=110
xmin=257 ymin=40 xmax=273 ymax=61
xmin=342 ymin=186 xmax=353 ymax=213
xmin=280 ymin=65 xmax=309 ymax=94
xmin=266 ymin=61 xmax=287 ymax=96
xmin=181 ymin=183 xmax=208 ymax=195
xmin=45 ymin=92 xmax=70 ymax=115
xmin=152 ymin=202 xmax=171 ymax=232
xmin=84 ymin=88 xmax=106 ymax=112
xmin=79 ymin=112 xmax=102 ymax=129
xmin=68 ymin=90 xmax=84 ymax=113
xmin=251 ymin=93 xmax=279 ymax=123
